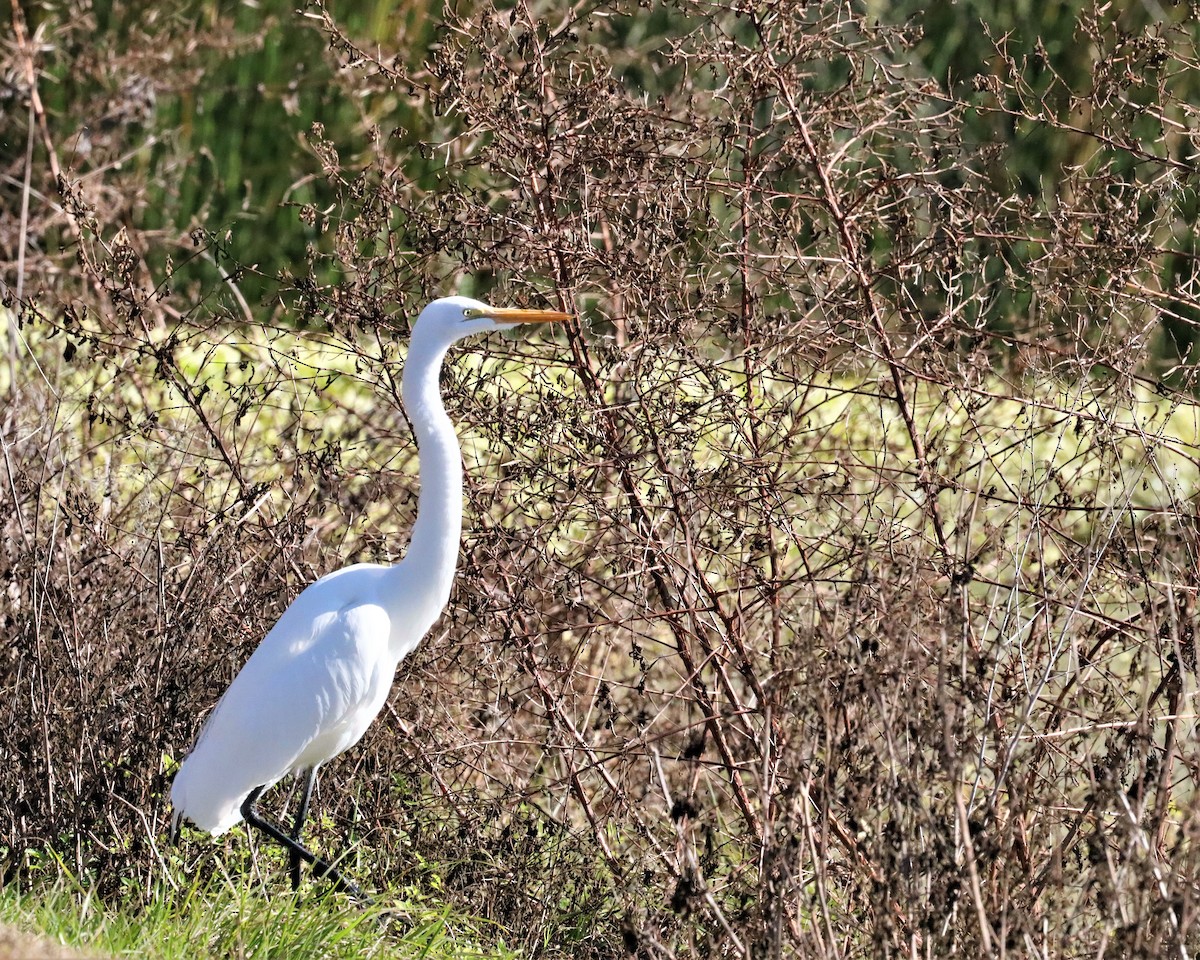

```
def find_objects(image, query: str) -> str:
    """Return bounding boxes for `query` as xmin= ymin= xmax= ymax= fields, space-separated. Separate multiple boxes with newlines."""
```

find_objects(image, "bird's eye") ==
xmin=462 ymin=308 xmax=483 ymax=320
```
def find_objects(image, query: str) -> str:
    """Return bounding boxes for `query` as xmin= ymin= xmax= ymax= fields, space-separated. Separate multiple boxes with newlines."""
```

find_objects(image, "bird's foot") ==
xmin=312 ymin=860 xmax=369 ymax=904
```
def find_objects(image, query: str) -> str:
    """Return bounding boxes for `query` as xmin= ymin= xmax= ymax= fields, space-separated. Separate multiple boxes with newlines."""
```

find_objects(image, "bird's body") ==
xmin=171 ymin=563 xmax=419 ymax=834
xmin=169 ymin=297 xmax=567 ymax=893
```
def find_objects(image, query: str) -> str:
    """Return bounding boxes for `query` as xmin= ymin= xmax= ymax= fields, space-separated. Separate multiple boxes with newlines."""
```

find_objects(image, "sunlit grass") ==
xmin=0 ymin=867 xmax=521 ymax=960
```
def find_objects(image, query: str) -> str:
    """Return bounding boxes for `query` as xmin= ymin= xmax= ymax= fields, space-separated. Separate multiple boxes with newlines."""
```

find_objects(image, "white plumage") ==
xmin=171 ymin=569 xmax=399 ymax=834
xmin=170 ymin=296 xmax=568 ymax=893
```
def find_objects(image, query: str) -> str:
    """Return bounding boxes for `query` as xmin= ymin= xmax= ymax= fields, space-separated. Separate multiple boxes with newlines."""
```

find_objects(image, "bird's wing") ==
xmin=171 ymin=581 xmax=394 ymax=834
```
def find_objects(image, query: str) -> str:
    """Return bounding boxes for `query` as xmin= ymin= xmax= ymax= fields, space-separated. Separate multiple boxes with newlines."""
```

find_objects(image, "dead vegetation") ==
xmin=4 ymin=1 xmax=1200 ymax=957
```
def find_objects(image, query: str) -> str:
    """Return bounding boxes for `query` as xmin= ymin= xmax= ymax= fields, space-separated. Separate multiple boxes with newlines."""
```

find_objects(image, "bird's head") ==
xmin=412 ymin=296 xmax=570 ymax=345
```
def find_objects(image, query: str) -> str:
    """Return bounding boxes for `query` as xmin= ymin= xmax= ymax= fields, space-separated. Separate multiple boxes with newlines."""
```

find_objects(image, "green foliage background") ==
xmin=17 ymin=0 xmax=1198 ymax=342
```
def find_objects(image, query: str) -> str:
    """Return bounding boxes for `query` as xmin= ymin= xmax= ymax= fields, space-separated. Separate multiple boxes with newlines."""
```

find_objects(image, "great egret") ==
xmin=170 ymin=296 xmax=569 ymax=897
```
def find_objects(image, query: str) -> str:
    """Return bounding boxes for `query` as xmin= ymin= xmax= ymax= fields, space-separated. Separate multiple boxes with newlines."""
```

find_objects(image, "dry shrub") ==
xmin=4 ymin=1 xmax=1200 ymax=958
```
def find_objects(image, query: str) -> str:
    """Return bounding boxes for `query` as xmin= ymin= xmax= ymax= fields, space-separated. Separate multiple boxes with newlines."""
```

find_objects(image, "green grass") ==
xmin=0 ymin=869 xmax=522 ymax=960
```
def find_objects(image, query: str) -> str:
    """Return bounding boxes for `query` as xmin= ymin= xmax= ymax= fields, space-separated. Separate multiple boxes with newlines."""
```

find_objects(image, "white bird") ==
xmin=170 ymin=296 xmax=569 ymax=897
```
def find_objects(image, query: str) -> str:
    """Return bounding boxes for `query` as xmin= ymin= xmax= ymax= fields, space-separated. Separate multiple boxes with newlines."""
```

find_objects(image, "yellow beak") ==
xmin=483 ymin=307 xmax=572 ymax=325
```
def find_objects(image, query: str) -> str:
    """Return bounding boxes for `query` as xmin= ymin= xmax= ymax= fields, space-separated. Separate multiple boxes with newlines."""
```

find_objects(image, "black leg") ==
xmin=289 ymin=768 xmax=317 ymax=891
xmin=240 ymin=784 xmax=365 ymax=900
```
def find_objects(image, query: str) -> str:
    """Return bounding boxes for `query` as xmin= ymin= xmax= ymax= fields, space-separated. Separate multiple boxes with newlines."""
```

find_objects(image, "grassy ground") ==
xmin=0 ymin=873 xmax=519 ymax=960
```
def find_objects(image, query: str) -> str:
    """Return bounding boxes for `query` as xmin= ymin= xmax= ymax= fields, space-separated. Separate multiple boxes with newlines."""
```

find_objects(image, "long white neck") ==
xmin=393 ymin=328 xmax=462 ymax=617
